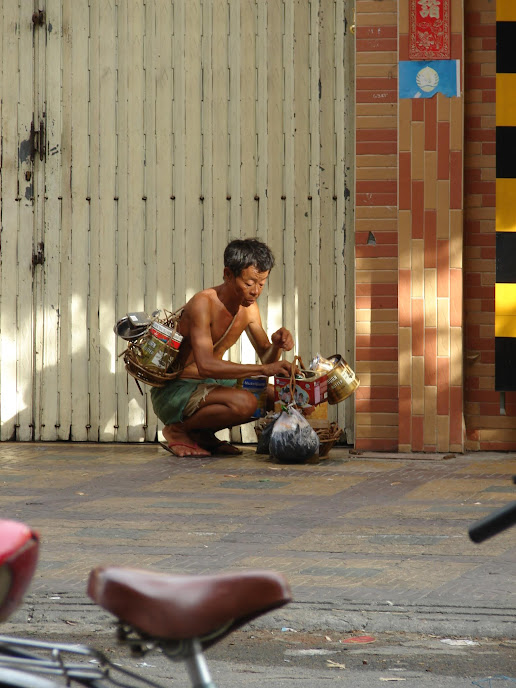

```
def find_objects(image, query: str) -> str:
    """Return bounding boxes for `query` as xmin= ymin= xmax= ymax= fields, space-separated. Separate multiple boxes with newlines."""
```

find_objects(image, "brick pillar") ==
xmin=355 ymin=0 xmax=465 ymax=452
xmin=397 ymin=0 xmax=464 ymax=452
xmin=463 ymin=2 xmax=496 ymax=450
xmin=354 ymin=2 xmax=399 ymax=451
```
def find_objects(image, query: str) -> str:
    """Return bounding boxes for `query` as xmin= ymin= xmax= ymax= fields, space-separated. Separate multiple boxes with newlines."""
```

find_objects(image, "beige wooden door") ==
xmin=0 ymin=1 xmax=355 ymax=444
xmin=0 ymin=6 xmax=39 ymax=441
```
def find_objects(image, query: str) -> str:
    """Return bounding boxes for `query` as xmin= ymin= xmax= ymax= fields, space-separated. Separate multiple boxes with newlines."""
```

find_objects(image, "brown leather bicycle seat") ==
xmin=87 ymin=566 xmax=292 ymax=647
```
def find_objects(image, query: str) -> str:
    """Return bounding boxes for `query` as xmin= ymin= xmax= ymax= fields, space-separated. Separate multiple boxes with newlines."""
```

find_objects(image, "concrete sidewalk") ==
xmin=1 ymin=442 xmax=515 ymax=639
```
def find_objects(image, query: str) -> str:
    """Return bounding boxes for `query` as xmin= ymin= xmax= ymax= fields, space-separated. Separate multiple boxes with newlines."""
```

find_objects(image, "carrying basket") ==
xmin=315 ymin=421 xmax=343 ymax=457
xmin=120 ymin=308 xmax=184 ymax=392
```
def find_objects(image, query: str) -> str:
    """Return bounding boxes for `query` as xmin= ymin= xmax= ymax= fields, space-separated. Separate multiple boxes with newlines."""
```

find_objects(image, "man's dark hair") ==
xmin=224 ymin=238 xmax=275 ymax=276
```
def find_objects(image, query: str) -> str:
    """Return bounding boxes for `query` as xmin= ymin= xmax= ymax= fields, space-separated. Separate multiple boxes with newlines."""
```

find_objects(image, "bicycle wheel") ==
xmin=0 ymin=667 xmax=61 ymax=688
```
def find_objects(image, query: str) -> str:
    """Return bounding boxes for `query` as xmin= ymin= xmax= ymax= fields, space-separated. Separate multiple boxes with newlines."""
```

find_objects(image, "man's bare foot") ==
xmin=191 ymin=430 xmax=243 ymax=456
xmin=161 ymin=425 xmax=211 ymax=457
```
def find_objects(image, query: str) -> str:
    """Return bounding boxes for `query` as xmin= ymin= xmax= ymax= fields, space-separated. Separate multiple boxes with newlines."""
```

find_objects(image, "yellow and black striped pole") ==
xmin=495 ymin=1 xmax=516 ymax=390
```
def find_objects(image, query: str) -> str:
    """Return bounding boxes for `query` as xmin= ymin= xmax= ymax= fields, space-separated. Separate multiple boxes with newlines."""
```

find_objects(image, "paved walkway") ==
xmin=1 ymin=442 xmax=515 ymax=638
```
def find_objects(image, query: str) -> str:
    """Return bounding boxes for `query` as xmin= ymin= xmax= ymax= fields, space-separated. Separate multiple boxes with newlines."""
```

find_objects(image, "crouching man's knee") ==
xmin=230 ymin=389 xmax=258 ymax=421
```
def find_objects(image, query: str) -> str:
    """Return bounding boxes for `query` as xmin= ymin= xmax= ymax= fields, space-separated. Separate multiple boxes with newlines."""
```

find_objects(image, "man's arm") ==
xmin=245 ymin=304 xmax=295 ymax=364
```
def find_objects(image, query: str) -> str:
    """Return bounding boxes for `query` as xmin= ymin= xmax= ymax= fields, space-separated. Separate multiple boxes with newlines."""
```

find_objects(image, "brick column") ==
xmin=355 ymin=0 xmax=465 ymax=452
xmin=355 ymin=1 xmax=399 ymax=451
xmin=397 ymin=0 xmax=464 ymax=453
xmin=463 ymin=2 xmax=497 ymax=450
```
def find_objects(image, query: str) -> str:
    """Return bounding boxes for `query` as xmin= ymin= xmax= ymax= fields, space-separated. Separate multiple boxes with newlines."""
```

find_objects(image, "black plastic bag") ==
xmin=269 ymin=406 xmax=319 ymax=464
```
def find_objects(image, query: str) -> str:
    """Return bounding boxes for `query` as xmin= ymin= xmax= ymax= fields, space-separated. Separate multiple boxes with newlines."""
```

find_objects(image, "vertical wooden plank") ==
xmin=115 ymin=0 xmax=131 ymax=440
xmin=240 ymin=0 xmax=257 ymax=242
xmin=185 ymin=0 xmax=203 ymax=299
xmin=17 ymin=6 xmax=36 ymax=441
xmin=235 ymin=0 xmax=259 ymax=444
xmin=256 ymin=0 xmax=268 ymax=249
xmin=238 ymin=0 xmax=258 ymax=354
xmin=334 ymin=0 xmax=346 ymax=362
xmin=63 ymin=1 xmax=90 ymax=441
xmin=212 ymin=0 xmax=229 ymax=286
xmin=88 ymin=0 xmax=102 ymax=441
xmin=266 ymin=0 xmax=284 ymax=338
xmin=255 ymin=0 xmax=269 ymax=351
xmin=32 ymin=0 xmax=47 ymax=440
xmin=155 ymin=0 xmax=174 ymax=311
xmin=308 ymin=0 xmax=321 ymax=362
xmin=39 ymin=0 xmax=62 ymax=440
xmin=0 ymin=0 xmax=8 ymax=437
xmin=126 ymin=1 xmax=146 ymax=440
xmin=98 ymin=0 xmax=118 ymax=441
xmin=318 ymin=0 xmax=336 ymax=360
xmin=293 ymin=0 xmax=311 ymax=363
xmin=335 ymin=0 xmax=355 ymax=438
xmin=283 ymin=0 xmax=297 ymax=348
xmin=228 ymin=0 xmax=241 ymax=248
xmin=211 ymin=1 xmax=233 ymax=447
xmin=236 ymin=0 xmax=257 ymax=350
xmin=201 ymin=0 xmax=215 ymax=290
xmin=141 ymin=0 xmax=158 ymax=441
xmin=231 ymin=0 xmax=254 ymax=443
xmin=172 ymin=1 xmax=187 ymax=308
xmin=0 ymin=5 xmax=27 ymax=440
xmin=58 ymin=0 xmax=73 ymax=440
xmin=153 ymin=0 xmax=174 ymax=442
xmin=227 ymin=0 xmax=244 ymax=442
xmin=151 ymin=0 xmax=173 ymax=438
xmin=70 ymin=1 xmax=91 ymax=441
xmin=211 ymin=0 xmax=231 ymax=443
xmin=344 ymin=0 xmax=356 ymax=442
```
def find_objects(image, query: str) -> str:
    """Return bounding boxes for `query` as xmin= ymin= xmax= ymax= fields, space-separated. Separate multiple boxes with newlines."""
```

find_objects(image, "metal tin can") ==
xmin=326 ymin=354 xmax=360 ymax=404
xmin=138 ymin=323 xmax=183 ymax=371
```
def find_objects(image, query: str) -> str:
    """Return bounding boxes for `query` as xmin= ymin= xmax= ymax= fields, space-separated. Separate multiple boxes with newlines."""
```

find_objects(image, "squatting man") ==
xmin=152 ymin=238 xmax=295 ymax=457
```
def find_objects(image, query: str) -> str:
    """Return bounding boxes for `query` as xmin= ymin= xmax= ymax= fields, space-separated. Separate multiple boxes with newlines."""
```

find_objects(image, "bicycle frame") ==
xmin=0 ymin=633 xmax=221 ymax=688
xmin=0 ymin=634 xmax=160 ymax=687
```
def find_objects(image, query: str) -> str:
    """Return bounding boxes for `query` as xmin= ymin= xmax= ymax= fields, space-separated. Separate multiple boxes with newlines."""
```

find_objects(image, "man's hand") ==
xmin=263 ymin=359 xmax=295 ymax=378
xmin=271 ymin=327 xmax=294 ymax=352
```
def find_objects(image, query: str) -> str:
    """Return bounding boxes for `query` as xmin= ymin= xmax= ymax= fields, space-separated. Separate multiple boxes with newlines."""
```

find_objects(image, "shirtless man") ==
xmin=151 ymin=238 xmax=295 ymax=457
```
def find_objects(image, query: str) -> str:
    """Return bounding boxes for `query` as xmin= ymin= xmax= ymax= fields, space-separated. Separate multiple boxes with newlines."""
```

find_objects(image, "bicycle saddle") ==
xmin=87 ymin=566 xmax=292 ymax=647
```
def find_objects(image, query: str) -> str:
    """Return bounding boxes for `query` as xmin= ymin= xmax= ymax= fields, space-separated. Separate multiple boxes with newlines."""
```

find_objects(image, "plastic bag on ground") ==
xmin=269 ymin=406 xmax=319 ymax=463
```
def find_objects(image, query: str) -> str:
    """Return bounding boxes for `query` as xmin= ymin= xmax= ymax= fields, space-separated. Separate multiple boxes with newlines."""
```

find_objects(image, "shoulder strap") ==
xmin=213 ymin=312 xmax=238 ymax=348
xmin=172 ymin=305 xmax=238 ymax=349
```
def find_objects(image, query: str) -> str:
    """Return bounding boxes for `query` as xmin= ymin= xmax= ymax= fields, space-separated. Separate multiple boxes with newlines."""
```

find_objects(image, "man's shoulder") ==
xmin=187 ymin=287 xmax=216 ymax=305
xmin=183 ymin=288 xmax=218 ymax=317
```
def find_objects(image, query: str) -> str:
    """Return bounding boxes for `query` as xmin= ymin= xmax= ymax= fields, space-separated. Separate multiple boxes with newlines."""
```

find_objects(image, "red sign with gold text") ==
xmin=409 ymin=0 xmax=450 ymax=60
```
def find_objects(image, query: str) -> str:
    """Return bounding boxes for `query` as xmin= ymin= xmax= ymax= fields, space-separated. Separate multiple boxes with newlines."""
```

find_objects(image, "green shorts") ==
xmin=151 ymin=377 xmax=237 ymax=425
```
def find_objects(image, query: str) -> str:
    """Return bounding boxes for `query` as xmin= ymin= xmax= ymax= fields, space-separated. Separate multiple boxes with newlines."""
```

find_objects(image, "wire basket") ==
xmin=120 ymin=308 xmax=184 ymax=390
xmin=316 ymin=421 xmax=343 ymax=458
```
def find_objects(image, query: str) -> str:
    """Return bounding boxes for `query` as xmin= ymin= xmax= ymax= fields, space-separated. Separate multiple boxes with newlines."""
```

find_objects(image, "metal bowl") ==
xmin=114 ymin=317 xmax=148 ymax=341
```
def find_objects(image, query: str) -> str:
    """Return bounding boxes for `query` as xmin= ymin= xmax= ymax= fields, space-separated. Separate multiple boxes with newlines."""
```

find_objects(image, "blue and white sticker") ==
xmin=399 ymin=59 xmax=460 ymax=99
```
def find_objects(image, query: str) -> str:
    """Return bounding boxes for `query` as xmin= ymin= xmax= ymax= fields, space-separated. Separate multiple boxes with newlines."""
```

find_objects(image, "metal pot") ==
xmin=326 ymin=354 xmax=360 ymax=404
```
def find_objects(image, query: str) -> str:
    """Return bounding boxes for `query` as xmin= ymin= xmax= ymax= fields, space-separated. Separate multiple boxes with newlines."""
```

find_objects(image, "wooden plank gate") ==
xmin=0 ymin=1 xmax=355 ymax=444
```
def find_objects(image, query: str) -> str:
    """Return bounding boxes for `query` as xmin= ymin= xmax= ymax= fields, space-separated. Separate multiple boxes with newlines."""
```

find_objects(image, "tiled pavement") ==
xmin=1 ymin=442 xmax=515 ymax=638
